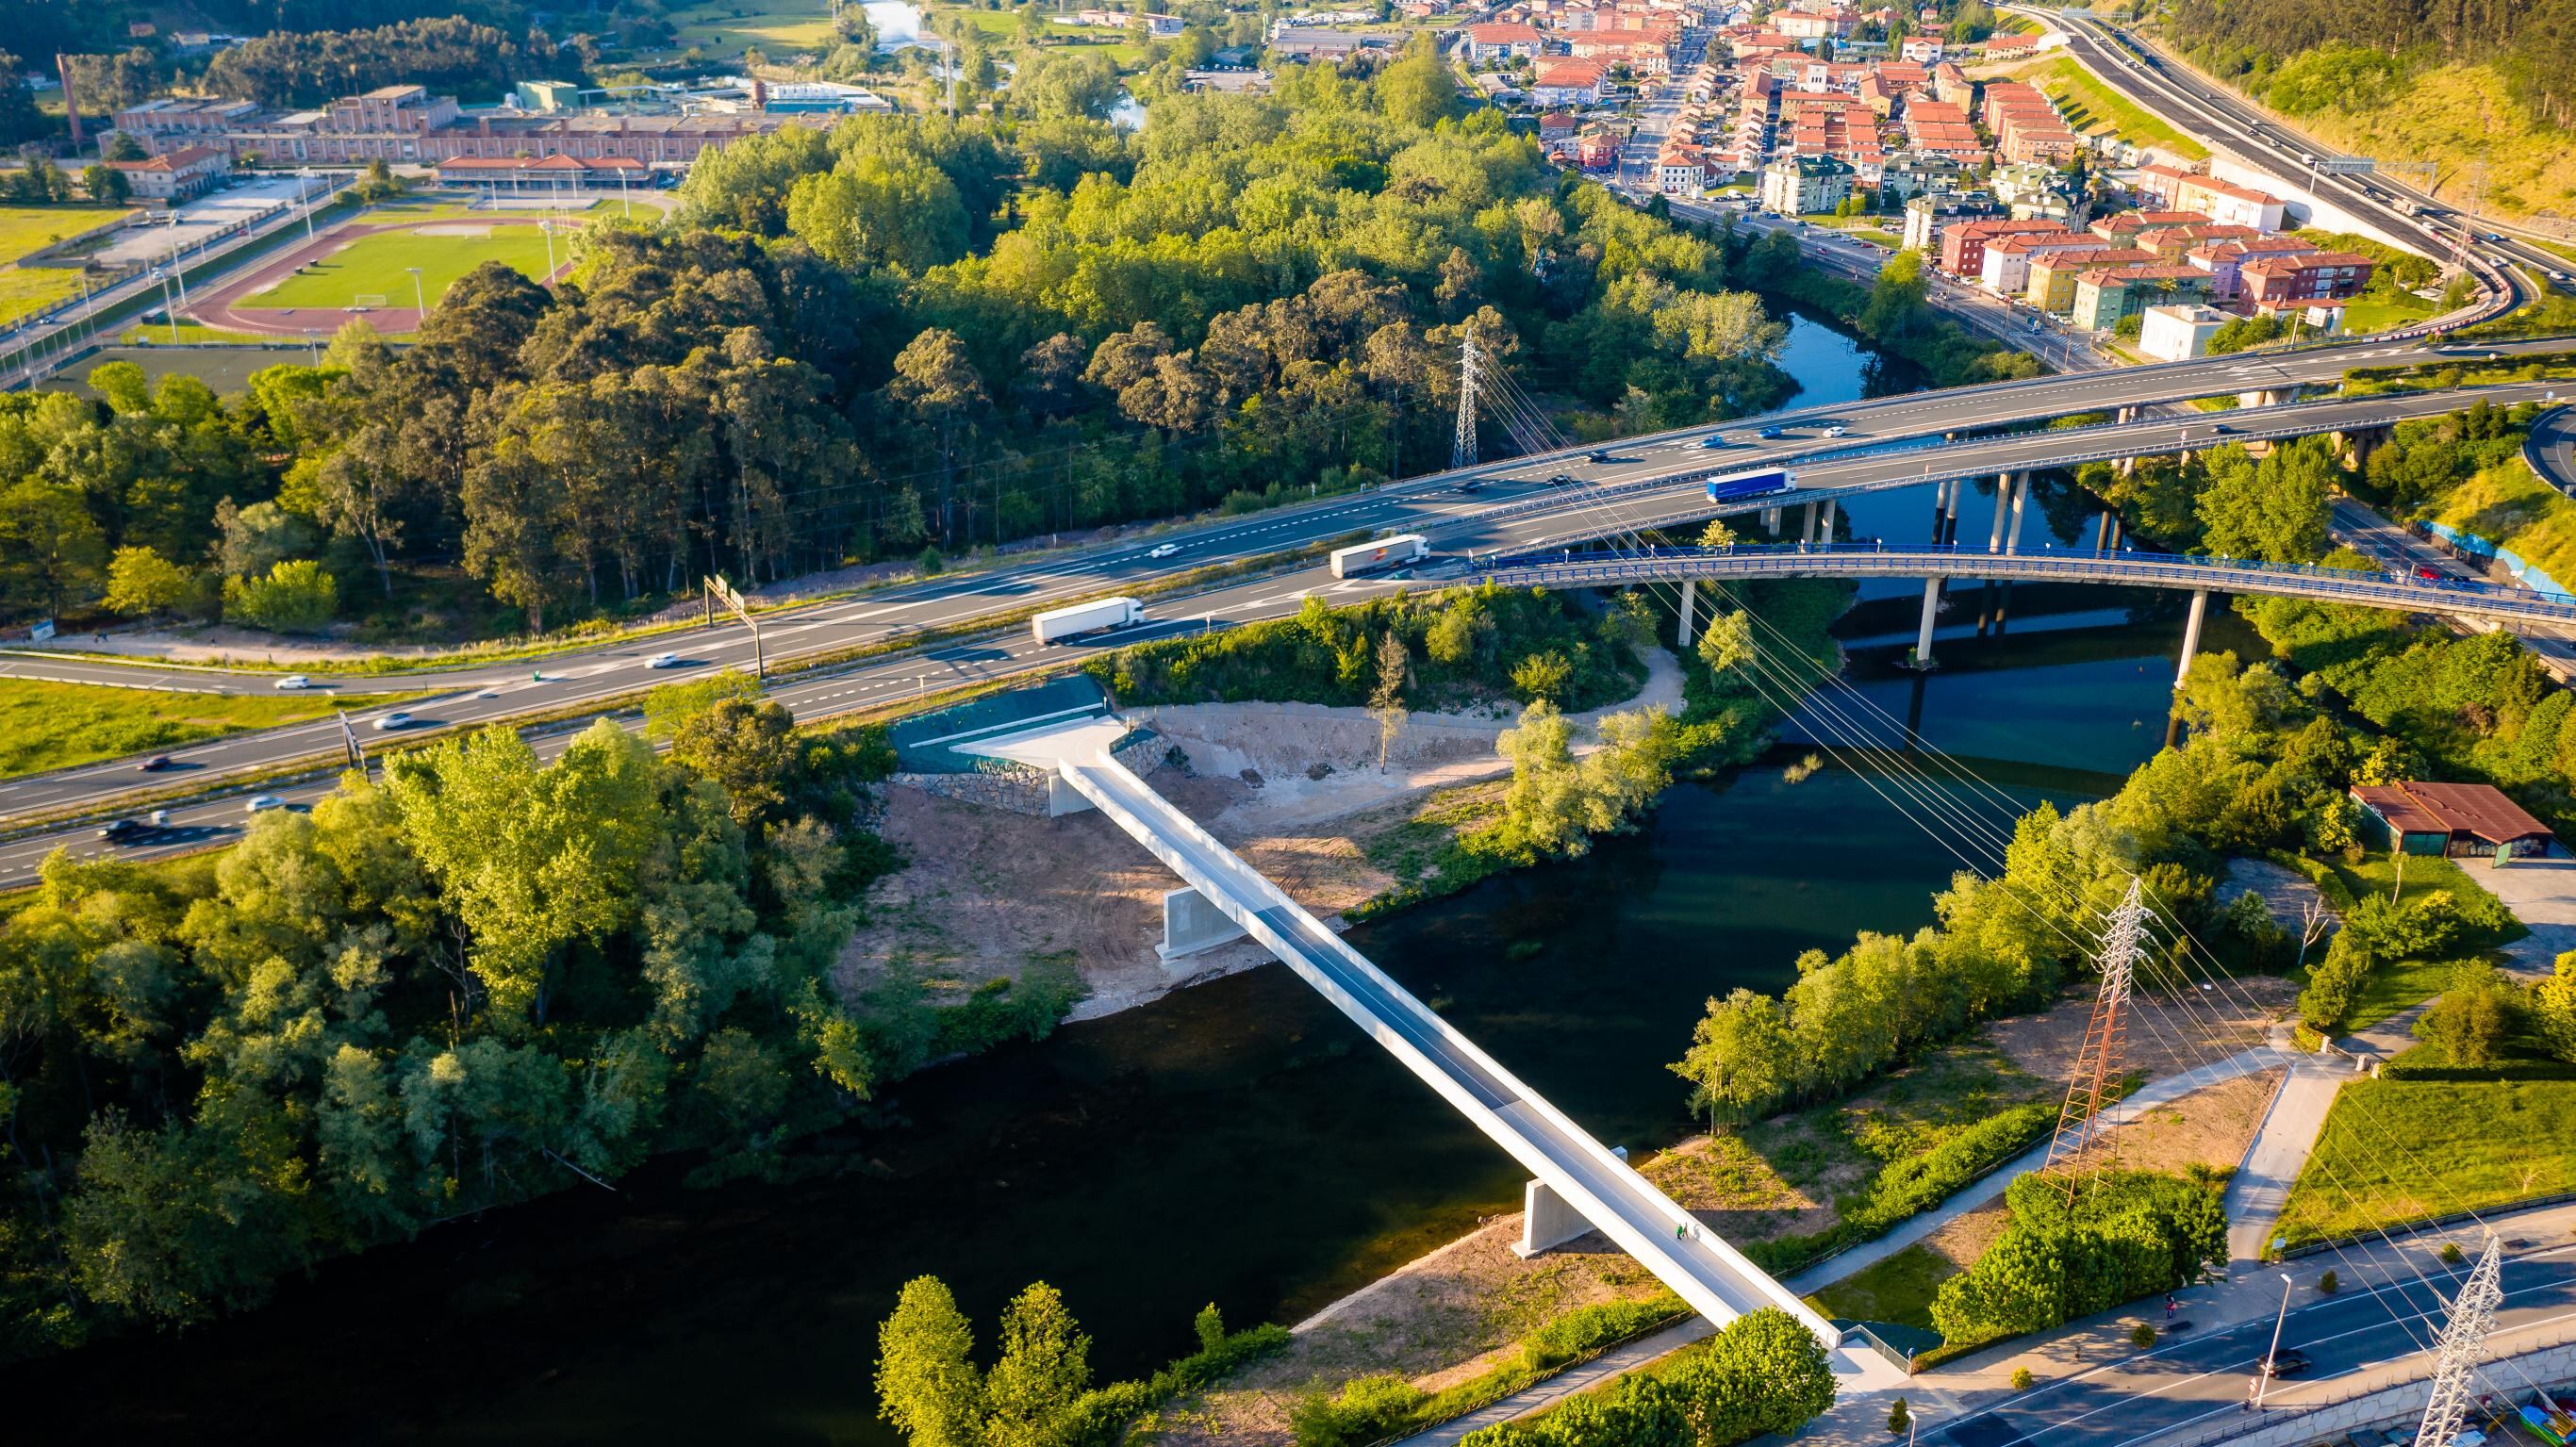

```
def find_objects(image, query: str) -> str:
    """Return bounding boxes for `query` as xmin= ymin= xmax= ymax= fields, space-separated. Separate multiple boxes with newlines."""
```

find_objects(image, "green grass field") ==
xmin=2274 ymin=1078 xmax=2576 ymax=1246
xmin=245 ymin=224 xmax=561 ymax=311
xmin=668 ymin=0 xmax=839 ymax=54
xmin=121 ymin=320 xmax=305 ymax=346
xmin=1805 ymin=1241 xmax=1955 ymax=1332
xmin=0 ymin=677 xmax=428 ymax=780
xmin=0 ymin=265 xmax=84 ymax=325
xmin=0 ymin=205 xmax=137 ymax=264
xmin=2339 ymin=291 xmax=2438 ymax=336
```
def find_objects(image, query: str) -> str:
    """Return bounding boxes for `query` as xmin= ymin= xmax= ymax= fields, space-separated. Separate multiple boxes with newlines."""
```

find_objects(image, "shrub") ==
xmin=1931 ymin=1171 xmax=2227 ymax=1348
xmin=2318 ymin=1270 xmax=2339 ymax=1295
xmin=222 ymin=558 xmax=339 ymax=633
xmin=2010 ymin=1366 xmax=2035 ymax=1390
xmin=1889 ymin=1397 xmax=1911 ymax=1433
xmin=2129 ymin=1323 xmax=2156 ymax=1349
xmin=1520 ymin=1296 xmax=1685 ymax=1372
xmin=1292 ymin=1373 xmax=1428 ymax=1447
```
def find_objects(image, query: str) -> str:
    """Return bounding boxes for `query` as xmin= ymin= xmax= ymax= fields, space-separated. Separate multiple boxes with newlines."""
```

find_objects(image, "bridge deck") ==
xmin=1473 ymin=544 xmax=2576 ymax=628
xmin=973 ymin=720 xmax=1842 ymax=1344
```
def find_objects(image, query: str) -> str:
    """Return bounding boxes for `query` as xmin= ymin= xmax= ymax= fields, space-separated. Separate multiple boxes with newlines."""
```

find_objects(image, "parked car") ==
xmin=372 ymin=711 xmax=414 ymax=731
xmin=137 ymin=754 xmax=173 ymax=772
xmin=646 ymin=652 xmax=684 ymax=669
xmin=245 ymin=795 xmax=285 ymax=815
xmin=273 ymin=673 xmax=312 ymax=690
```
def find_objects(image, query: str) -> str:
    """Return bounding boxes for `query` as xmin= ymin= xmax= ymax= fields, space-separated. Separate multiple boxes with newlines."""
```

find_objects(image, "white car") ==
xmin=1823 ymin=424 xmax=1849 ymax=437
xmin=646 ymin=652 xmax=684 ymax=669
xmin=273 ymin=673 xmax=312 ymax=690
xmin=1148 ymin=543 xmax=1182 ymax=560
xmin=244 ymin=795 xmax=284 ymax=815
xmin=372 ymin=711 xmax=414 ymax=731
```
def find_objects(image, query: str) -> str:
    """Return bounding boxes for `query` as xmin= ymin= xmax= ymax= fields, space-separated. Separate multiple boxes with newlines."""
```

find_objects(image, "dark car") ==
xmin=1457 ymin=479 xmax=1484 ymax=493
xmin=2259 ymin=1348 xmax=2310 ymax=1378
xmin=138 ymin=754 xmax=174 ymax=772
xmin=98 ymin=818 xmax=146 ymax=843
xmin=1756 ymin=425 xmax=1783 ymax=439
xmin=1586 ymin=449 xmax=1618 ymax=464
xmin=1545 ymin=472 xmax=1577 ymax=486
xmin=2210 ymin=422 xmax=2237 ymax=434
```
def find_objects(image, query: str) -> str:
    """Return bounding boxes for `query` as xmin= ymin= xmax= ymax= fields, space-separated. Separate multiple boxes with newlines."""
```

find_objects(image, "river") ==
xmin=5 ymin=319 xmax=2256 ymax=1444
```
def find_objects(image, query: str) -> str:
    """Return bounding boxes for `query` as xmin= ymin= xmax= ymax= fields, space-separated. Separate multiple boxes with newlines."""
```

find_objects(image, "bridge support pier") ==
xmin=2116 ymin=405 xmax=2137 ymax=425
xmin=1987 ymin=474 xmax=2012 ymax=553
xmin=2176 ymin=588 xmax=2208 ymax=689
xmin=1913 ymin=578 xmax=1941 ymax=668
xmin=1160 ymin=887 xmax=1248 ymax=962
xmin=1513 ymin=1178 xmax=1593 ymax=1258
xmin=2005 ymin=472 xmax=2029 ymax=555
xmin=1929 ymin=478 xmax=1950 ymax=537
xmin=1801 ymin=501 xmax=1819 ymax=543
xmin=1942 ymin=478 xmax=1961 ymax=544
xmin=1676 ymin=579 xmax=1698 ymax=649
xmin=1819 ymin=498 xmax=1837 ymax=542
xmin=1760 ymin=505 xmax=1781 ymax=535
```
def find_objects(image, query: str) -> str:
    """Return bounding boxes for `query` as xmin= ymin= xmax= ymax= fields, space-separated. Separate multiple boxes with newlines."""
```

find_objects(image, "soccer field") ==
xmin=244 ymin=224 xmax=562 ymax=311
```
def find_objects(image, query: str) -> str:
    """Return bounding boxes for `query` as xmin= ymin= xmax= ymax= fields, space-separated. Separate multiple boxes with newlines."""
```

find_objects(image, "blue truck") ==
xmin=1705 ymin=469 xmax=1795 ymax=503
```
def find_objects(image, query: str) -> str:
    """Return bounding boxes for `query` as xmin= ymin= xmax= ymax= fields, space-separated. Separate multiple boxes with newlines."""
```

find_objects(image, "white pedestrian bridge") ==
xmin=960 ymin=716 xmax=1888 ymax=1373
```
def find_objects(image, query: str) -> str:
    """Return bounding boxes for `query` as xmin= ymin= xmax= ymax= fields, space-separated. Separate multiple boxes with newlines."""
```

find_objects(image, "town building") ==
xmin=1461 ymin=22 xmax=1549 ymax=60
xmin=1975 ymin=225 xmax=2097 ymax=295
xmin=2137 ymin=303 xmax=2231 ymax=361
xmin=1267 ymin=25 xmax=1397 ymax=60
xmin=1530 ymin=58 xmax=1613 ymax=106
xmin=104 ymin=144 xmax=228 ymax=201
xmin=2024 ymin=246 xmax=2156 ymax=312
xmin=2187 ymin=234 xmax=2321 ymax=303
xmin=1936 ymin=218 xmax=2069 ymax=276
xmin=2353 ymin=781 xmax=2553 ymax=858
xmin=113 ymin=83 xmax=820 ymax=169
xmin=2238 ymin=250 xmax=2375 ymax=313
xmin=2069 ymin=264 xmax=2214 ymax=330
xmin=1759 ymin=154 xmax=1855 ymax=215
xmin=1902 ymin=190 xmax=2005 ymax=254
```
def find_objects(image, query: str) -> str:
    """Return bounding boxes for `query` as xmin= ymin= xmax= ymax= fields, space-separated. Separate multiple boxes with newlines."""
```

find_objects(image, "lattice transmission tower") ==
xmin=2417 ymin=1233 xmax=2505 ymax=1447
xmin=2042 ymin=878 xmax=2147 ymax=1198
xmin=1452 ymin=323 xmax=1483 ymax=471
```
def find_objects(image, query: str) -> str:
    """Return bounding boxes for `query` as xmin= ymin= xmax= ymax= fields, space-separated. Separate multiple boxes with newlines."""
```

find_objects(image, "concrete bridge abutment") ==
xmin=1160 ymin=885 xmax=1249 ymax=962
xmin=1514 ymin=1145 xmax=1627 ymax=1258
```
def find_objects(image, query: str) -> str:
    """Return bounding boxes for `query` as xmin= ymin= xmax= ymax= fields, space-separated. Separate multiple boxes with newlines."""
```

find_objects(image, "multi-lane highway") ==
xmin=2029 ymin=7 xmax=2567 ymax=304
xmin=1940 ymin=1235 xmax=2576 ymax=1447
xmin=5 ymin=365 xmax=2570 ymax=886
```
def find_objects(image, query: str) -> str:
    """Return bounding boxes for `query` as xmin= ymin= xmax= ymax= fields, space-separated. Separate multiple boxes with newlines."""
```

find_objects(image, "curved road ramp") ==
xmin=961 ymin=713 xmax=1904 ymax=1388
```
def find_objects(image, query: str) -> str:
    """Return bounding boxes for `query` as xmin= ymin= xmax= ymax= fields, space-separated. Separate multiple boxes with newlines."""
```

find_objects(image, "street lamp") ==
xmin=538 ymin=219 xmax=557 ymax=280
xmin=405 ymin=265 xmax=426 ymax=320
xmin=2251 ymin=1272 xmax=2295 ymax=1411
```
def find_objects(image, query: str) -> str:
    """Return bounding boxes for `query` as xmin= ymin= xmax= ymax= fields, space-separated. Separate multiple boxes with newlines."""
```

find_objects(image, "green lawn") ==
xmin=2343 ymin=955 xmax=2483 ymax=1033
xmin=2273 ymin=1078 xmax=2576 ymax=1247
xmin=244 ymin=224 xmax=561 ymax=311
xmin=0 ymin=204 xmax=137 ymax=264
xmin=121 ymin=320 xmax=305 ymax=346
xmin=0 ymin=264 xmax=84 ymax=325
xmin=2339 ymin=291 xmax=2438 ymax=336
xmin=2318 ymin=850 xmax=2527 ymax=1030
xmin=0 ymin=677 xmax=429 ymax=780
xmin=1804 ymin=1241 xmax=1957 ymax=1332
xmin=668 ymin=0 xmax=839 ymax=54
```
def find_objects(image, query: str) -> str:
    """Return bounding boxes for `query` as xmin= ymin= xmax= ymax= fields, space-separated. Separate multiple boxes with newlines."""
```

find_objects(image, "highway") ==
xmin=2028 ymin=7 xmax=2565 ymax=304
xmin=8 ymin=375 xmax=2570 ymax=887
xmin=1940 ymin=1239 xmax=2576 ymax=1447
xmin=2531 ymin=405 xmax=2576 ymax=496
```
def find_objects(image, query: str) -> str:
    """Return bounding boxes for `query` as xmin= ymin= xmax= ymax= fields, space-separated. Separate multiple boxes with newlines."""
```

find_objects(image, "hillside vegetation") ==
xmin=2159 ymin=0 xmax=2575 ymax=223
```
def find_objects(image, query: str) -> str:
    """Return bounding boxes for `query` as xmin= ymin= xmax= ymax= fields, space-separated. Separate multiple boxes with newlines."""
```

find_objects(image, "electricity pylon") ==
xmin=2043 ymin=878 xmax=2146 ymax=1198
xmin=2417 ymin=1233 xmax=2505 ymax=1447
xmin=1452 ymin=323 xmax=1486 ymax=472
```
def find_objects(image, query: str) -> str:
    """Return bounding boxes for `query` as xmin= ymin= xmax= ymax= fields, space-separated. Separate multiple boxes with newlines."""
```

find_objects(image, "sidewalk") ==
xmin=2222 ymin=1039 xmax=2349 ymax=1264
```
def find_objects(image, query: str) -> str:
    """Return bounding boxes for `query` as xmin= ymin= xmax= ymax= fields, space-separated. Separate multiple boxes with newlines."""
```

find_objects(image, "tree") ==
xmin=2419 ymin=961 xmax=2518 ymax=1065
xmin=985 ymin=1283 xmax=1092 ymax=1447
xmin=1673 ymin=987 xmax=1792 ymax=1124
xmin=1697 ymin=609 xmax=1756 ymax=678
xmin=222 ymin=558 xmax=339 ymax=633
xmin=786 ymin=152 xmax=970 ymax=272
xmin=2195 ymin=441 xmax=2333 ymax=563
xmin=878 ymin=1276 xmax=987 ymax=1447
xmin=1369 ymin=630 xmax=1409 ymax=772
xmin=1697 ymin=518 xmax=1737 ymax=549
xmin=1377 ymin=34 xmax=1461 ymax=128
xmin=102 ymin=546 xmax=189 ymax=618
xmin=1015 ymin=49 xmax=1122 ymax=120
xmin=104 ymin=132 xmax=148 ymax=162
xmin=2535 ymin=951 xmax=2576 ymax=1065
xmin=1510 ymin=650 xmax=1574 ymax=703
xmin=81 ymin=163 xmax=130 ymax=205
xmin=351 ymin=157 xmax=406 ymax=203
xmin=669 ymin=696 xmax=800 ymax=826
xmin=383 ymin=721 xmax=665 ymax=1023
xmin=888 ymin=329 xmax=988 ymax=545
xmin=1889 ymin=1398 xmax=1911 ymax=1434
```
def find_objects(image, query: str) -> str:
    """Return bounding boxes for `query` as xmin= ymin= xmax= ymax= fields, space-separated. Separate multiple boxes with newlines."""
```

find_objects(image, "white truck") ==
xmin=1329 ymin=534 xmax=1429 ymax=579
xmin=1031 ymin=596 xmax=1147 ymax=645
